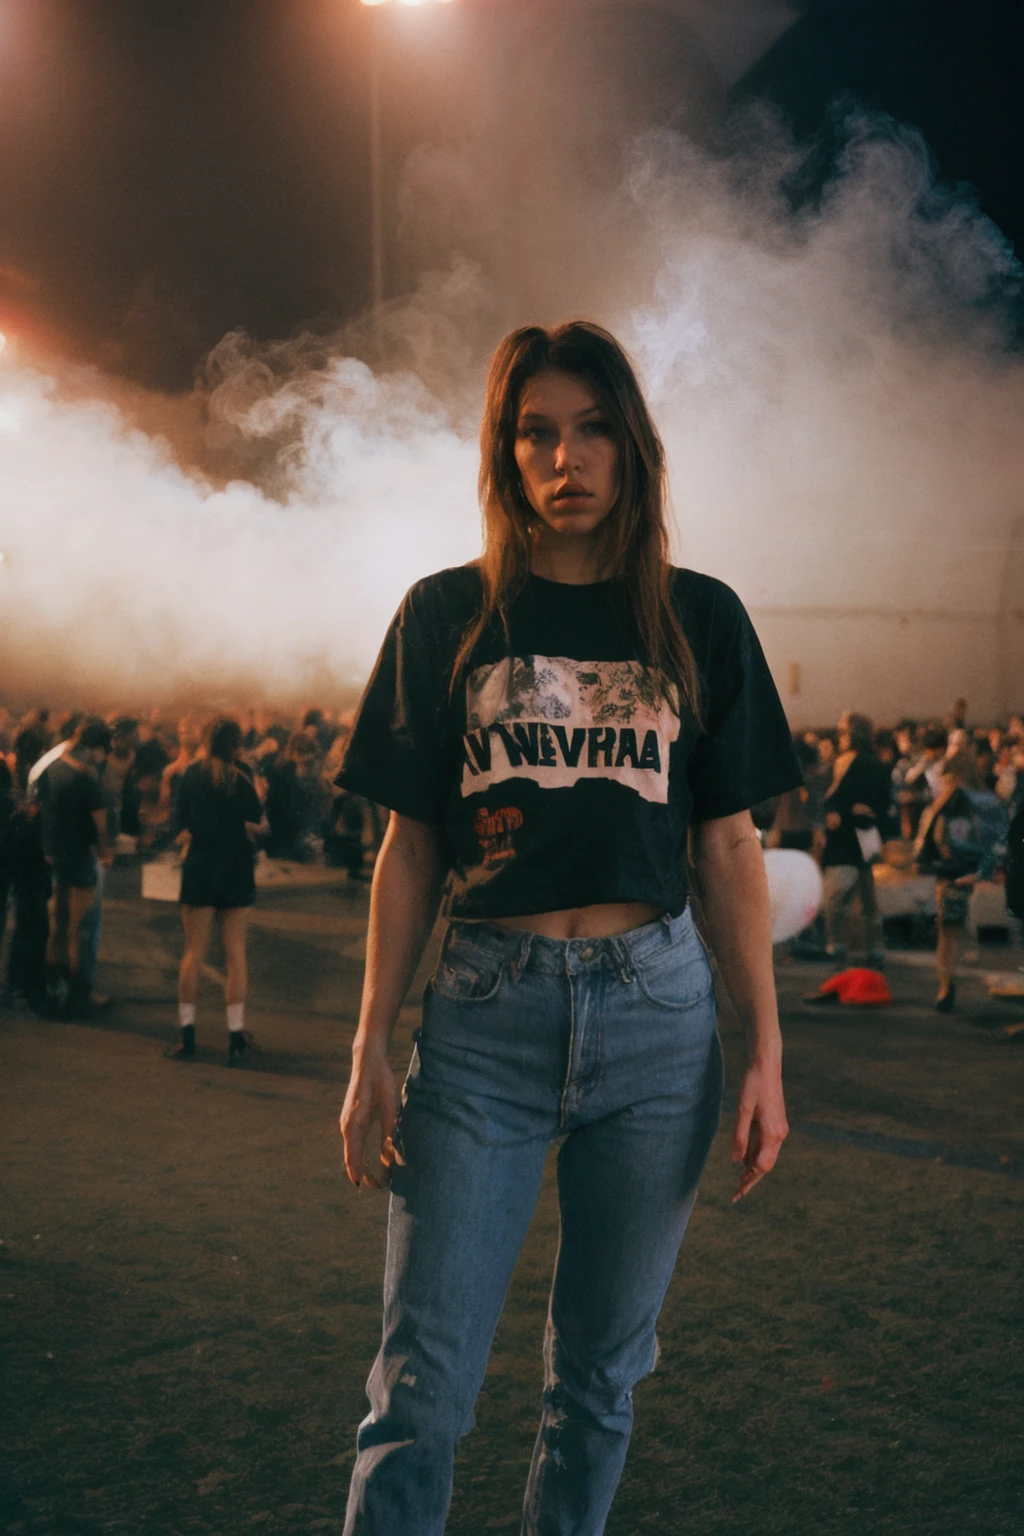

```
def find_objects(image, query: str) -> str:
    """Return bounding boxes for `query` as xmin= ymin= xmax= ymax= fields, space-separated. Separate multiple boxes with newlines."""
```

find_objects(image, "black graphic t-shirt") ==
xmin=338 ymin=565 xmax=802 ymax=919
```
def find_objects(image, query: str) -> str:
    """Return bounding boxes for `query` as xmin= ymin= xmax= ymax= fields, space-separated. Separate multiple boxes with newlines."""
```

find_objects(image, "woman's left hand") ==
xmin=731 ymin=1057 xmax=789 ymax=1203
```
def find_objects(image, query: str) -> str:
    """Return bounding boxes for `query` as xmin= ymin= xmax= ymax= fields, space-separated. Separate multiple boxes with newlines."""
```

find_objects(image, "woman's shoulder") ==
xmin=404 ymin=562 xmax=482 ymax=615
xmin=396 ymin=563 xmax=483 ymax=649
xmin=669 ymin=567 xmax=744 ymax=618
xmin=668 ymin=567 xmax=751 ymax=652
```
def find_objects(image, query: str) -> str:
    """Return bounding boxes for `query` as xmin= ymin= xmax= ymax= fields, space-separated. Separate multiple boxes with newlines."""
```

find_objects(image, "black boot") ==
xmin=172 ymin=1024 xmax=197 ymax=1060
xmin=227 ymin=1029 xmax=247 ymax=1064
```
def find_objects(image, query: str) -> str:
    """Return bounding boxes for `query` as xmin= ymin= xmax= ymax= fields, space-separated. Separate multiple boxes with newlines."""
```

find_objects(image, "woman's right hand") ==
xmin=340 ymin=1039 xmax=399 ymax=1189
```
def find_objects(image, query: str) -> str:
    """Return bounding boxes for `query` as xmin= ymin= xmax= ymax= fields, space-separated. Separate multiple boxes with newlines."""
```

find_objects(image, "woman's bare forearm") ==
xmin=355 ymin=812 xmax=445 ymax=1055
xmin=690 ymin=812 xmax=781 ymax=1063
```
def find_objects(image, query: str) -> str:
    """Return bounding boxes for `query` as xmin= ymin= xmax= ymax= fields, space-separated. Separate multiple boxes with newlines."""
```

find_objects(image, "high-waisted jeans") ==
xmin=343 ymin=905 xmax=722 ymax=1536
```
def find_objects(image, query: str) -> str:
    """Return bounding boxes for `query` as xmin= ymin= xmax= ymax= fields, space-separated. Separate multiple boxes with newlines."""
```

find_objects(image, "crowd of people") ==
xmin=1 ymin=695 xmax=1023 ymax=1028
xmin=764 ymin=701 xmax=1024 ymax=1006
xmin=0 ymin=703 xmax=375 ymax=1031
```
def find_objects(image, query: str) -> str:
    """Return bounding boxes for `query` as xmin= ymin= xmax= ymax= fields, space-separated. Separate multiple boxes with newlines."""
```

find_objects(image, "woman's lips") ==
xmin=553 ymin=486 xmax=592 ymax=500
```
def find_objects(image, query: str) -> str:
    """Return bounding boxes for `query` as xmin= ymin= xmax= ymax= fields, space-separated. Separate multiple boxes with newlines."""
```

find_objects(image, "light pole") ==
xmin=360 ymin=0 xmax=455 ymax=360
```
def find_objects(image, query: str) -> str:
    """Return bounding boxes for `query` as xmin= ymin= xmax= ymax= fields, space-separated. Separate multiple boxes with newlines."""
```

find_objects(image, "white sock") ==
xmin=226 ymin=1003 xmax=245 ymax=1033
xmin=179 ymin=1003 xmax=196 ymax=1029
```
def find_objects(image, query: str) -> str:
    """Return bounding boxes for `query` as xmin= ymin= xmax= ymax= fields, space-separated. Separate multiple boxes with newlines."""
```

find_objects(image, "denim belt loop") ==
xmin=611 ymin=936 xmax=635 ymax=984
xmin=510 ymin=931 xmax=533 ymax=982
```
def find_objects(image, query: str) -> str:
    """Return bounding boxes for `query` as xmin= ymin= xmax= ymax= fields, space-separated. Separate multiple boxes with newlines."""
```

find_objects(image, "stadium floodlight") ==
xmin=359 ymin=0 xmax=456 ymax=354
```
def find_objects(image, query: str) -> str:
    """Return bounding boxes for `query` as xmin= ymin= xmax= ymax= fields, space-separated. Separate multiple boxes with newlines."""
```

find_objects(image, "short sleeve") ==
xmin=687 ymin=584 xmax=803 ymax=821
xmin=335 ymin=583 xmax=452 ymax=824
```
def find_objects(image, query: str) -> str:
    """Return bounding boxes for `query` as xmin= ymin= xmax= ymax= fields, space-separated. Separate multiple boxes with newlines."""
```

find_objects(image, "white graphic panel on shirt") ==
xmin=462 ymin=656 xmax=680 ymax=806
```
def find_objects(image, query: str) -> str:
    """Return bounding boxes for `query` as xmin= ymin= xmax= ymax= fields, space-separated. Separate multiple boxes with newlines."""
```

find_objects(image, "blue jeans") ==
xmin=76 ymin=856 xmax=103 ymax=996
xmin=343 ymin=906 xmax=722 ymax=1536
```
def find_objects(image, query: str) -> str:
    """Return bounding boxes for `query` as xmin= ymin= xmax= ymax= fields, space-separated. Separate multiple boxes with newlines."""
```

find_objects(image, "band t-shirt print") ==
xmin=462 ymin=656 xmax=680 ymax=804
xmin=337 ymin=566 xmax=802 ymax=921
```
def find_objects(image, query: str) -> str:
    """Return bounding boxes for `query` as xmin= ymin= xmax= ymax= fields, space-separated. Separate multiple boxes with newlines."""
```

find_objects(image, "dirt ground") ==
xmin=2 ymin=867 xmax=1023 ymax=1536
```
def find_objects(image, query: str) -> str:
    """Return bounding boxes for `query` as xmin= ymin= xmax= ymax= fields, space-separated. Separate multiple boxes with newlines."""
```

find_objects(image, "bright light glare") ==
xmin=0 ymin=401 xmax=22 ymax=433
xmin=360 ymin=0 xmax=455 ymax=7
xmin=0 ymin=332 xmax=6 ymax=355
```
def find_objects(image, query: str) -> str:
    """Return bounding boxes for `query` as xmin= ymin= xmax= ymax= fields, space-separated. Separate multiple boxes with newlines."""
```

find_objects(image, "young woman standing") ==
xmin=172 ymin=718 xmax=263 ymax=1062
xmin=914 ymin=747 xmax=1005 ymax=1011
xmin=337 ymin=323 xmax=802 ymax=1535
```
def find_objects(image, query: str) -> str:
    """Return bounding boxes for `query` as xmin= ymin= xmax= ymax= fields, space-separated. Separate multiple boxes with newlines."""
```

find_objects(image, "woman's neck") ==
xmin=529 ymin=530 xmax=609 ymax=586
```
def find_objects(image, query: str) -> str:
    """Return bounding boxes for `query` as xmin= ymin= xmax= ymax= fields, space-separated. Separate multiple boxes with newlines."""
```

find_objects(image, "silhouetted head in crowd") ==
xmin=201 ymin=717 xmax=244 ymax=790
xmin=875 ymin=728 xmax=897 ymax=766
xmin=286 ymin=732 xmax=319 ymax=776
xmin=793 ymin=736 xmax=819 ymax=774
xmin=941 ymin=747 xmax=981 ymax=792
xmin=73 ymin=718 xmax=113 ymax=765
xmin=840 ymin=713 xmax=875 ymax=755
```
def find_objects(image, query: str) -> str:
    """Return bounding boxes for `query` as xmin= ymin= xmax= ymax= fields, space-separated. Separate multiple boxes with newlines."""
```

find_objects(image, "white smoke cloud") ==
xmin=0 ymin=343 xmax=478 ymax=707
xmin=1 ymin=105 xmax=1022 ymax=723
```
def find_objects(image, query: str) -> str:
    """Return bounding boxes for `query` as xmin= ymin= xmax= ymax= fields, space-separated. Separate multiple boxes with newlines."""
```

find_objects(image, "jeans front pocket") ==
xmin=429 ymin=934 xmax=506 ymax=1004
xmin=634 ymin=935 xmax=714 ymax=1012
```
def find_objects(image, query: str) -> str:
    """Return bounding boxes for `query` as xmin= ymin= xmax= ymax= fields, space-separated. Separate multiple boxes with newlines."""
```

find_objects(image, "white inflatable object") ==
xmin=763 ymin=849 xmax=824 ymax=944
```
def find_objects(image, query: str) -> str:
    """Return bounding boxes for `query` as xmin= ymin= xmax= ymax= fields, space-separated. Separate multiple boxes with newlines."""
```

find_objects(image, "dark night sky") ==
xmin=738 ymin=0 xmax=1024 ymax=265
xmin=0 ymin=0 xmax=1020 ymax=388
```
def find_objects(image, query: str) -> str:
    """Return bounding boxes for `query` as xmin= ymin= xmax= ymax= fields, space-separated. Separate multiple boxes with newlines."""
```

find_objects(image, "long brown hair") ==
xmin=202 ymin=717 xmax=243 ymax=792
xmin=451 ymin=321 xmax=701 ymax=720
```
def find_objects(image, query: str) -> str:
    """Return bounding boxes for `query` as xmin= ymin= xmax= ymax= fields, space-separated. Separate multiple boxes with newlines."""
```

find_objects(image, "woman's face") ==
xmin=513 ymin=370 xmax=620 ymax=541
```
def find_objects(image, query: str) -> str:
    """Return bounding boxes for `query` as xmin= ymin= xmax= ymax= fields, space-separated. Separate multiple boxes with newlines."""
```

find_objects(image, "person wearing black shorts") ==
xmin=172 ymin=718 xmax=263 ymax=1062
xmin=35 ymin=718 xmax=113 ymax=1017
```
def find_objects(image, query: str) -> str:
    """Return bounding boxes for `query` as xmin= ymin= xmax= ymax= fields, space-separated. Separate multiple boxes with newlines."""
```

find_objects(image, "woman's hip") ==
xmin=415 ymin=906 xmax=719 ymax=1124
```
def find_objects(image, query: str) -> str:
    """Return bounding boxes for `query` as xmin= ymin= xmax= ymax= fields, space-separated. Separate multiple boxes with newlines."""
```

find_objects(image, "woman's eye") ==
xmin=583 ymin=419 xmax=611 ymax=437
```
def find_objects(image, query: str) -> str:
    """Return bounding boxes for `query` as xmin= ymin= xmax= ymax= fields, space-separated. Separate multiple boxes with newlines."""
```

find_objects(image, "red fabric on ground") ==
xmin=817 ymin=968 xmax=893 ymax=1006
